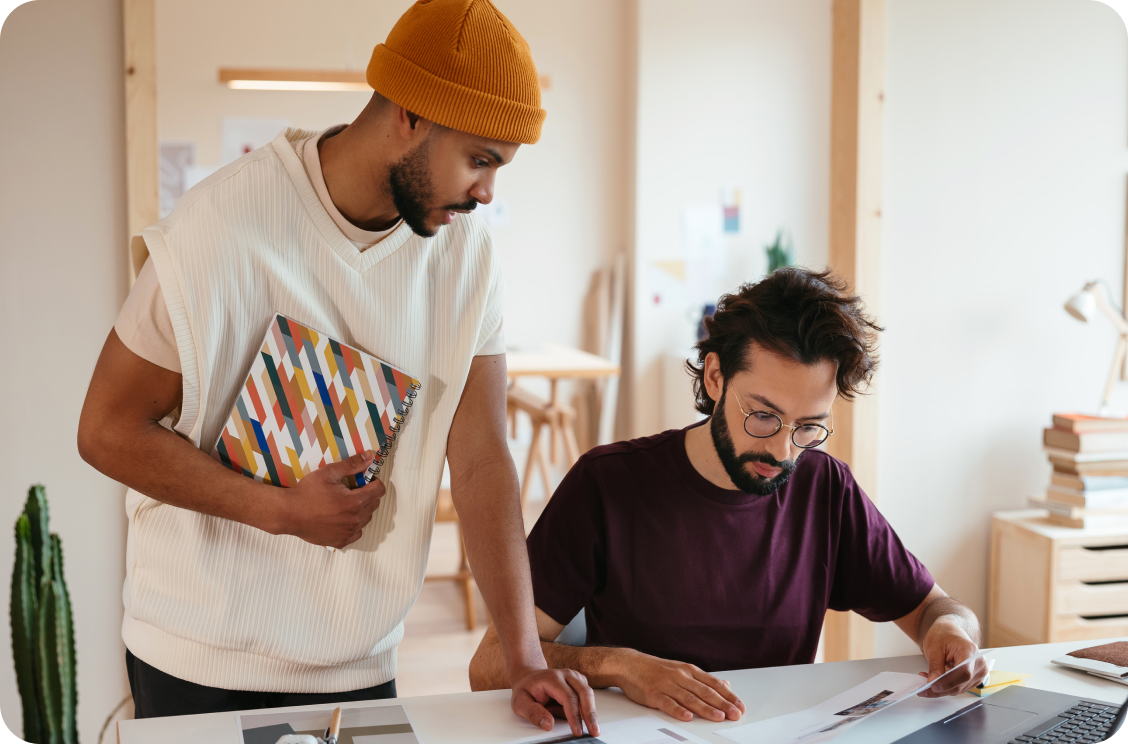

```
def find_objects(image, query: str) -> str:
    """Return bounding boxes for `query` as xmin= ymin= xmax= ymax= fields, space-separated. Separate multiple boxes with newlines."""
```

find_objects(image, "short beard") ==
xmin=388 ymin=137 xmax=438 ymax=238
xmin=387 ymin=135 xmax=480 ymax=239
xmin=710 ymin=384 xmax=798 ymax=496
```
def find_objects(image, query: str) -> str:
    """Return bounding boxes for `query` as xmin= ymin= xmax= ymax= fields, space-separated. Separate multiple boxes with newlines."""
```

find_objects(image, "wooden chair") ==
xmin=424 ymin=487 xmax=478 ymax=630
xmin=506 ymin=384 xmax=578 ymax=504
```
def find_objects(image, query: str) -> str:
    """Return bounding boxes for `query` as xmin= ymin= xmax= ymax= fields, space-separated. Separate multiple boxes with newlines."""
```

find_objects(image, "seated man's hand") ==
xmin=509 ymin=666 xmax=599 ymax=737
xmin=917 ymin=617 xmax=987 ymax=698
xmin=613 ymin=649 xmax=745 ymax=723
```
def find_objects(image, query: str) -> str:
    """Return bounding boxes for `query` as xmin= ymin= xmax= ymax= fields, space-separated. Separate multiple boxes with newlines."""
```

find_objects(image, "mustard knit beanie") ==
xmin=367 ymin=0 xmax=546 ymax=145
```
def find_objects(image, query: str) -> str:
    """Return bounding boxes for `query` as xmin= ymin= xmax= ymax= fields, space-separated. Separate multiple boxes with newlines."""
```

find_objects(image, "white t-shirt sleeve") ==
xmin=113 ymin=259 xmax=182 ymax=373
xmin=474 ymin=257 xmax=506 ymax=357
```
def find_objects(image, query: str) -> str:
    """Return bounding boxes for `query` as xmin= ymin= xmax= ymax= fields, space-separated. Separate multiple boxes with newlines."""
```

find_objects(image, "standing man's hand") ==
xmin=276 ymin=451 xmax=386 ymax=549
xmin=509 ymin=666 xmax=599 ymax=737
xmin=613 ymin=649 xmax=744 ymax=723
xmin=916 ymin=618 xmax=987 ymax=698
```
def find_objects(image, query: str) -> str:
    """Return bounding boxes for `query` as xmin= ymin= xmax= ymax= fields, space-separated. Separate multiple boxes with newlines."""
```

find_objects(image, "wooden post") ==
xmin=823 ymin=0 xmax=885 ymax=663
xmin=123 ymin=0 xmax=158 ymax=280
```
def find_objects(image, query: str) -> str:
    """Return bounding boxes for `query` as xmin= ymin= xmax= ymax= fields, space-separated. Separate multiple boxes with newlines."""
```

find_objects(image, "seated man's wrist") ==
xmin=925 ymin=614 xmax=972 ymax=641
xmin=594 ymin=647 xmax=636 ymax=688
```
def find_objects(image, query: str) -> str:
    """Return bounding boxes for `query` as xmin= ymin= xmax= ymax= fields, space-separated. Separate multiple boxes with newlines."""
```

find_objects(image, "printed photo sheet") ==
xmin=719 ymin=649 xmax=989 ymax=744
xmin=238 ymin=703 xmax=418 ymax=744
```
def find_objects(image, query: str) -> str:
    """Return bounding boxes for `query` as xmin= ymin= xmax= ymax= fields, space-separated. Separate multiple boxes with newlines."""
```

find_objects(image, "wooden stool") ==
xmin=507 ymin=384 xmax=579 ymax=504
xmin=424 ymin=487 xmax=477 ymax=630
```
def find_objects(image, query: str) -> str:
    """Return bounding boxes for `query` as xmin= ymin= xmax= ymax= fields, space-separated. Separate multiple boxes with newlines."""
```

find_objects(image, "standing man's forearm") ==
xmin=78 ymin=330 xmax=385 ymax=549
xmin=451 ymin=452 xmax=545 ymax=677
xmin=79 ymin=330 xmax=283 ymax=528
xmin=446 ymin=355 xmax=598 ymax=735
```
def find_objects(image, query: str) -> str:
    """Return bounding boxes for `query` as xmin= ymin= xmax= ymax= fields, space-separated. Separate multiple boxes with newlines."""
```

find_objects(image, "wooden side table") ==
xmin=989 ymin=509 xmax=1128 ymax=647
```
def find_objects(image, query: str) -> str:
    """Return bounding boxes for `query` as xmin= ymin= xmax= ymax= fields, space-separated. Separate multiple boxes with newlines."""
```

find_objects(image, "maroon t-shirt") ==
xmin=526 ymin=424 xmax=934 ymax=673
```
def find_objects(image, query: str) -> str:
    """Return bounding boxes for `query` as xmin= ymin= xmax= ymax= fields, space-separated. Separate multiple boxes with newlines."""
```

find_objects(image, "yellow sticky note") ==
xmin=985 ymin=671 xmax=1032 ymax=687
xmin=970 ymin=671 xmax=1032 ymax=697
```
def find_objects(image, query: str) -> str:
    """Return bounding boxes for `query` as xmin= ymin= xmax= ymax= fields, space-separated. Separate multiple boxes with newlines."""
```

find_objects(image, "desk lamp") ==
xmin=1064 ymin=281 xmax=1128 ymax=415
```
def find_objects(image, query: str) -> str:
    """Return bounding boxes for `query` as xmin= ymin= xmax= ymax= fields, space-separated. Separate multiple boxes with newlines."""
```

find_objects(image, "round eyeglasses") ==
xmin=735 ymin=398 xmax=833 ymax=449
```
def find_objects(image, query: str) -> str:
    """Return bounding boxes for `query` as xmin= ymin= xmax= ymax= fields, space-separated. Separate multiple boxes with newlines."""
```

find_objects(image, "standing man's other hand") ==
xmin=614 ymin=649 xmax=745 ymax=723
xmin=917 ymin=618 xmax=987 ymax=698
xmin=509 ymin=666 xmax=600 ymax=737
xmin=275 ymin=451 xmax=385 ymax=549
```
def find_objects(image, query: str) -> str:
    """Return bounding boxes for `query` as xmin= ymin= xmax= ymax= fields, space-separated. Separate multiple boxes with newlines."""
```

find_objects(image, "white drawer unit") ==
xmin=990 ymin=510 xmax=1128 ymax=646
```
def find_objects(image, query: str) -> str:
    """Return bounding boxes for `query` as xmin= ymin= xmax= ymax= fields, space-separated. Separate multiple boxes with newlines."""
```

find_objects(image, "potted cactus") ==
xmin=10 ymin=485 xmax=77 ymax=743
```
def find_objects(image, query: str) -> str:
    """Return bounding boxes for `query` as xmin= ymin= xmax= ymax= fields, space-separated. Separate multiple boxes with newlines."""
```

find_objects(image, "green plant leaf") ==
xmin=12 ymin=515 xmax=42 ymax=742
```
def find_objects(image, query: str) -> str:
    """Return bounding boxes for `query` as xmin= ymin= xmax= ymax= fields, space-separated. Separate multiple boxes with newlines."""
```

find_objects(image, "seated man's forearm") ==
xmin=469 ymin=626 xmax=620 ymax=691
xmin=470 ymin=623 xmax=745 ymax=723
xmin=917 ymin=595 xmax=981 ymax=645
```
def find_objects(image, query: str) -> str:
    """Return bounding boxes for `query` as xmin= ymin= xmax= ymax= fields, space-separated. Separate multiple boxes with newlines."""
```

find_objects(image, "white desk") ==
xmin=117 ymin=638 xmax=1128 ymax=744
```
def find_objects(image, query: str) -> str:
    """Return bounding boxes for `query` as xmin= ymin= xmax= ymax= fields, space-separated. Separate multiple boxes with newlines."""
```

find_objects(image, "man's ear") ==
xmin=703 ymin=352 xmax=724 ymax=404
xmin=393 ymin=104 xmax=434 ymax=142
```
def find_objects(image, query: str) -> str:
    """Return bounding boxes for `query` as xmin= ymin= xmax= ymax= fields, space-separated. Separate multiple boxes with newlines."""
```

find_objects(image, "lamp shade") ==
xmin=1065 ymin=289 xmax=1097 ymax=322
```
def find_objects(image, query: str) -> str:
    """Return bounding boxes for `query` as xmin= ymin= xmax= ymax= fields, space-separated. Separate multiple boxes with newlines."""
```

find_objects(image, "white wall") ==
xmin=0 ymin=0 xmax=130 ymax=738
xmin=633 ymin=0 xmax=832 ymax=437
xmin=875 ymin=0 xmax=1128 ymax=657
xmin=155 ymin=0 xmax=634 ymax=362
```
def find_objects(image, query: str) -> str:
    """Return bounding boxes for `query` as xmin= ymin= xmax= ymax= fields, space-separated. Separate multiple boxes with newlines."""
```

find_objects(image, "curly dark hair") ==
xmin=687 ymin=268 xmax=882 ymax=415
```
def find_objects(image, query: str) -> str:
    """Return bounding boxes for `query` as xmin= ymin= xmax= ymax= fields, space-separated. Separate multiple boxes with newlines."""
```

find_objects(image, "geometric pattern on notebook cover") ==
xmin=210 ymin=314 xmax=421 ymax=488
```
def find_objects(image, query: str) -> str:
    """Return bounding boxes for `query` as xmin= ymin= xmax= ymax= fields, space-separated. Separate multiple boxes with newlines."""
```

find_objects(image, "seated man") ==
xmin=469 ymin=267 xmax=987 ymax=724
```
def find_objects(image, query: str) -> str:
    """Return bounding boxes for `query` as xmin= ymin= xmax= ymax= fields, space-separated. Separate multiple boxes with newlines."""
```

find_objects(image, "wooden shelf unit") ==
xmin=989 ymin=509 xmax=1128 ymax=646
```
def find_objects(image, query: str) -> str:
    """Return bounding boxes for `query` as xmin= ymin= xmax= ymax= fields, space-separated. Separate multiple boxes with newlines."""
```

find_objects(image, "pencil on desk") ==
xmin=324 ymin=706 xmax=341 ymax=744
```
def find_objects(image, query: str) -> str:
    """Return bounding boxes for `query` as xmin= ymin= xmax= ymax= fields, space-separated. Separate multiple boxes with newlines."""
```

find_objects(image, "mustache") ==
xmin=735 ymin=450 xmax=796 ymax=470
xmin=442 ymin=198 xmax=479 ymax=212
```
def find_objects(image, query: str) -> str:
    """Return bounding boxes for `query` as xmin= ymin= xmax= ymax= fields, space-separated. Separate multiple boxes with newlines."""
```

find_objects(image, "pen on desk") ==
xmin=323 ymin=707 xmax=341 ymax=744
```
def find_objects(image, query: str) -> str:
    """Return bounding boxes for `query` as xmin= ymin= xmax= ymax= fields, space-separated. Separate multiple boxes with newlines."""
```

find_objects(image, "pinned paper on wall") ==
xmin=222 ymin=117 xmax=292 ymax=165
xmin=159 ymin=142 xmax=195 ymax=218
xmin=649 ymin=260 xmax=688 ymax=306
xmin=722 ymin=187 xmax=741 ymax=233
xmin=682 ymin=204 xmax=729 ymax=305
xmin=159 ymin=143 xmax=218 ymax=217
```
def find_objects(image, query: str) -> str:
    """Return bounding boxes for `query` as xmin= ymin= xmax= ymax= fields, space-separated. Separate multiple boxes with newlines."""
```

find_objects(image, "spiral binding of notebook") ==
xmin=211 ymin=314 xmax=423 ymax=489
xmin=362 ymin=380 xmax=421 ymax=481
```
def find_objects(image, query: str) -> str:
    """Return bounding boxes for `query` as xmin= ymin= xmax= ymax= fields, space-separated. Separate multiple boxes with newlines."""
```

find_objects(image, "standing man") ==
xmin=78 ymin=0 xmax=596 ymax=735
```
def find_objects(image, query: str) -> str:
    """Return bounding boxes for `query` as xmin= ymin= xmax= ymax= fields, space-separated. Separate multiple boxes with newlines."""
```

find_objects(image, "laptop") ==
xmin=893 ymin=685 xmax=1127 ymax=743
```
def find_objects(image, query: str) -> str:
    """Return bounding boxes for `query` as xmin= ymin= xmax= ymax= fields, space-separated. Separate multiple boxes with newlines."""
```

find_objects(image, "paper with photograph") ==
xmin=237 ymin=703 xmax=418 ymax=744
xmin=718 ymin=650 xmax=989 ymax=744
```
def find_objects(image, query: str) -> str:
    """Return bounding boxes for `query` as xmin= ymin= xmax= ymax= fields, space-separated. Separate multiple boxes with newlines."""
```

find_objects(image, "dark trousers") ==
xmin=126 ymin=650 xmax=397 ymax=719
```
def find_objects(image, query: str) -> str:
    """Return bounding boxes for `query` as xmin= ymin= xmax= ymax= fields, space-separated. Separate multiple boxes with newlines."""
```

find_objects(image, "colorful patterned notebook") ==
xmin=211 ymin=314 xmax=421 ymax=487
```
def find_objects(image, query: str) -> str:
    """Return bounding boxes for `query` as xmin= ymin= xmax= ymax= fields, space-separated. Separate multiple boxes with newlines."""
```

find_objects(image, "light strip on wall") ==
xmin=218 ymin=68 xmax=370 ymax=92
xmin=219 ymin=68 xmax=553 ymax=92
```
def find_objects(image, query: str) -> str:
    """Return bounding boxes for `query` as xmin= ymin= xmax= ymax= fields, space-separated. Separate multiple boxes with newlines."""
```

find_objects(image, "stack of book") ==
xmin=1032 ymin=413 xmax=1128 ymax=527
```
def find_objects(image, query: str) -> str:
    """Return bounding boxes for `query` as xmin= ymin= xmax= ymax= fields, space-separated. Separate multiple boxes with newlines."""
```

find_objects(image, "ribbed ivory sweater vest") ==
xmin=122 ymin=129 xmax=504 ymax=692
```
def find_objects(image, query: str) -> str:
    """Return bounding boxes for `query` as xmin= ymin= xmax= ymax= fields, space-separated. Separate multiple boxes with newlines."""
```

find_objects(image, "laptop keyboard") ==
xmin=1008 ymin=701 xmax=1121 ymax=743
